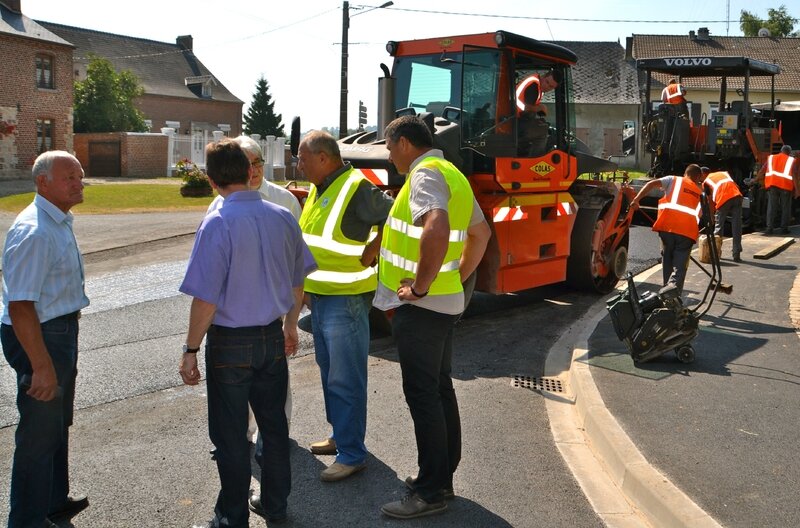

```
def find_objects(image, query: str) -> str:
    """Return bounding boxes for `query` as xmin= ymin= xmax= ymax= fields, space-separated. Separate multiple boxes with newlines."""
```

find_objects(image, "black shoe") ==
xmin=248 ymin=493 xmax=287 ymax=524
xmin=780 ymin=227 xmax=791 ymax=235
xmin=48 ymin=495 xmax=89 ymax=521
xmin=405 ymin=475 xmax=455 ymax=500
xmin=765 ymin=228 xmax=773 ymax=235
xmin=733 ymin=254 xmax=742 ymax=263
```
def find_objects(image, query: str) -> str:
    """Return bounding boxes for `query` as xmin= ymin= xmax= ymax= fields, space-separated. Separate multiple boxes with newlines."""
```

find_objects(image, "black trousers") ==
xmin=392 ymin=303 xmax=461 ymax=503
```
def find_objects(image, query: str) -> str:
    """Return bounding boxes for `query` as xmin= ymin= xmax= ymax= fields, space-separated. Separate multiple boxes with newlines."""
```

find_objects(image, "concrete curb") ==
xmin=545 ymin=264 xmax=723 ymax=528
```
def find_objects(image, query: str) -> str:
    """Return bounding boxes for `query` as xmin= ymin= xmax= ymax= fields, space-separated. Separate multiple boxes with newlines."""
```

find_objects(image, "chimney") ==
xmin=689 ymin=30 xmax=696 ymax=41
xmin=697 ymin=27 xmax=710 ymax=41
xmin=176 ymin=35 xmax=193 ymax=51
xmin=3 ymin=0 xmax=22 ymax=13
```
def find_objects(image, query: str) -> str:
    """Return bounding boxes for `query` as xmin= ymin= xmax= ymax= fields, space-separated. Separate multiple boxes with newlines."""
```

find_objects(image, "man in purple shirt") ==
xmin=178 ymin=139 xmax=315 ymax=527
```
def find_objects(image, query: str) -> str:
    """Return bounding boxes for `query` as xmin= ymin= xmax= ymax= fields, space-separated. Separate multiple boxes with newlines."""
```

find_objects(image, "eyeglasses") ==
xmin=251 ymin=158 xmax=265 ymax=168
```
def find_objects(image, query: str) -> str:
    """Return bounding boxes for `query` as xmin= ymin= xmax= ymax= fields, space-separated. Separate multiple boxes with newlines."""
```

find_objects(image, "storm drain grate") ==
xmin=511 ymin=375 xmax=564 ymax=393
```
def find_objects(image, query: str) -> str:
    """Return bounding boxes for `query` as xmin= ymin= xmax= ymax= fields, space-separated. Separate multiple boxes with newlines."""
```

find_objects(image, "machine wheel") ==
xmin=566 ymin=203 xmax=628 ymax=294
xmin=676 ymin=345 xmax=695 ymax=364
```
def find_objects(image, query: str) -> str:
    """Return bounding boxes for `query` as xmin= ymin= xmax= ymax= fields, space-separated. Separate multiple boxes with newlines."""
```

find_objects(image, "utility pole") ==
xmin=339 ymin=1 xmax=350 ymax=139
xmin=339 ymin=1 xmax=393 ymax=139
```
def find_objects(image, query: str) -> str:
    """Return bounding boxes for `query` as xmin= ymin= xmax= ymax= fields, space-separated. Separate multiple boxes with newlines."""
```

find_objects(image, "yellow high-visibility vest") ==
xmin=379 ymin=157 xmax=472 ymax=296
xmin=300 ymin=167 xmax=376 ymax=294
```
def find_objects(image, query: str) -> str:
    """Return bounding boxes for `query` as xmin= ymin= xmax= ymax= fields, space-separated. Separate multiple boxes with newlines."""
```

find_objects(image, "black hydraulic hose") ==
xmin=692 ymin=193 xmax=722 ymax=318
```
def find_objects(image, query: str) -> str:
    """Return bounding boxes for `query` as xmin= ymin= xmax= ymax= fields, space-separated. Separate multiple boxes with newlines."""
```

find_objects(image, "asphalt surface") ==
xmin=0 ymin=187 xmax=797 ymax=527
xmin=0 ymin=204 xmax=610 ymax=527
xmin=588 ymin=229 xmax=800 ymax=528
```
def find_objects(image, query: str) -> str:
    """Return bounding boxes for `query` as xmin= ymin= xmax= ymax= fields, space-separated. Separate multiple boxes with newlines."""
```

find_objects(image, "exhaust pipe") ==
xmin=376 ymin=63 xmax=395 ymax=141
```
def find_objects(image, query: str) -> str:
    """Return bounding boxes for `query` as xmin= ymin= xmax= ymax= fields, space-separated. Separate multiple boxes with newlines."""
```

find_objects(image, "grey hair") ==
xmin=233 ymin=135 xmax=264 ymax=160
xmin=781 ymin=144 xmax=792 ymax=154
xmin=301 ymin=130 xmax=342 ymax=161
xmin=31 ymin=151 xmax=81 ymax=182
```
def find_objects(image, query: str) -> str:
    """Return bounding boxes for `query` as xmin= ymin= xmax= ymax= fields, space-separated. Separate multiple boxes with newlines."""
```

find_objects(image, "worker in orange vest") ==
xmin=757 ymin=144 xmax=798 ymax=234
xmin=516 ymin=70 xmax=560 ymax=116
xmin=515 ymin=70 xmax=561 ymax=156
xmin=661 ymin=78 xmax=689 ymax=118
xmin=631 ymin=164 xmax=704 ymax=293
xmin=701 ymin=167 xmax=744 ymax=262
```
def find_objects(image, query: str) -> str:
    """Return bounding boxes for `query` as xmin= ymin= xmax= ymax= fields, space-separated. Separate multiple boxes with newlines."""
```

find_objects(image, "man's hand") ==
xmin=397 ymin=277 xmax=427 ymax=301
xmin=284 ymin=324 xmax=299 ymax=357
xmin=179 ymin=353 xmax=201 ymax=385
xmin=28 ymin=363 xmax=60 ymax=401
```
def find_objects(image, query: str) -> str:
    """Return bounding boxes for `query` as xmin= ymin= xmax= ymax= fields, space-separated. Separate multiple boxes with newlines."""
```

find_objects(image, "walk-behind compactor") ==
xmin=606 ymin=194 xmax=724 ymax=364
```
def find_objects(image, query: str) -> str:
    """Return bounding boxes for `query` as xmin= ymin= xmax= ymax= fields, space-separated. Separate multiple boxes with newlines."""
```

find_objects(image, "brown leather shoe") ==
xmin=310 ymin=437 xmax=337 ymax=455
xmin=320 ymin=461 xmax=366 ymax=482
xmin=405 ymin=475 xmax=455 ymax=500
xmin=381 ymin=492 xmax=447 ymax=519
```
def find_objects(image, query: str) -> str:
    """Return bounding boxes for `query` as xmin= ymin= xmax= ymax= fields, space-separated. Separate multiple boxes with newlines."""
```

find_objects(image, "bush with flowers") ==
xmin=176 ymin=158 xmax=212 ymax=197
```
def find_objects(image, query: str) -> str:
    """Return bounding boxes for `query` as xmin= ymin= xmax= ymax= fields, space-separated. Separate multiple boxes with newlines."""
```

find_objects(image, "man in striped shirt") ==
xmin=1 ymin=151 xmax=90 ymax=527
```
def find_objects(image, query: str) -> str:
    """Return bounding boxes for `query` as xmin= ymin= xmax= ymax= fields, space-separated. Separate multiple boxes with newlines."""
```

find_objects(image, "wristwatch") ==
xmin=182 ymin=344 xmax=200 ymax=354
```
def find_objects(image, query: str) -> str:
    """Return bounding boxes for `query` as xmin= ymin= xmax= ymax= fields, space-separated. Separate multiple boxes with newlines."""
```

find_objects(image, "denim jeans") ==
xmin=1 ymin=312 xmax=79 ymax=528
xmin=659 ymin=231 xmax=694 ymax=294
xmin=309 ymin=293 xmax=371 ymax=466
xmin=205 ymin=320 xmax=290 ymax=527
xmin=766 ymin=187 xmax=792 ymax=230
xmin=392 ymin=304 xmax=462 ymax=504
xmin=714 ymin=196 xmax=743 ymax=258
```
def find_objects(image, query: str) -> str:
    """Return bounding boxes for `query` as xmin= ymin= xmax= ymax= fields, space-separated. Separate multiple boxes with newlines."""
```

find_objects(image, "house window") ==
xmin=36 ymin=119 xmax=54 ymax=153
xmin=36 ymin=55 xmax=54 ymax=89
xmin=202 ymin=83 xmax=212 ymax=98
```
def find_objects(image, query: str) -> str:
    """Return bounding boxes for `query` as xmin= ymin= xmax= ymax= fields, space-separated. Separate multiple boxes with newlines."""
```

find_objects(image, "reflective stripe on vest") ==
xmin=664 ymin=83 xmax=686 ymax=104
xmin=299 ymin=167 xmax=377 ymax=294
xmin=704 ymin=171 xmax=742 ymax=208
xmin=653 ymin=176 xmax=702 ymax=241
xmin=765 ymin=153 xmax=795 ymax=192
xmin=515 ymin=75 xmax=541 ymax=112
xmin=378 ymin=156 xmax=473 ymax=296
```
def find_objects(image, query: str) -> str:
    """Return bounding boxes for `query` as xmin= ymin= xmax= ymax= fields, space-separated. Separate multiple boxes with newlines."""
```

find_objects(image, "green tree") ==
xmin=73 ymin=54 xmax=147 ymax=133
xmin=740 ymin=5 xmax=798 ymax=37
xmin=243 ymin=76 xmax=284 ymax=137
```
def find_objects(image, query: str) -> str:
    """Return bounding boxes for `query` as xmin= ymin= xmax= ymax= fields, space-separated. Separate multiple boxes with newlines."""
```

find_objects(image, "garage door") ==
xmin=89 ymin=141 xmax=120 ymax=178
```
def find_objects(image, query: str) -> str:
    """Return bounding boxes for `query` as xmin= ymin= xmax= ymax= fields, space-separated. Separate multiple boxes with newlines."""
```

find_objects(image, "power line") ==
xmin=378 ymin=6 xmax=731 ymax=24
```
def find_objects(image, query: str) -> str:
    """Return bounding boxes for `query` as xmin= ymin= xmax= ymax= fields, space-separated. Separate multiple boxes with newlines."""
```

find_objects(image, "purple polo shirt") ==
xmin=180 ymin=190 xmax=316 ymax=328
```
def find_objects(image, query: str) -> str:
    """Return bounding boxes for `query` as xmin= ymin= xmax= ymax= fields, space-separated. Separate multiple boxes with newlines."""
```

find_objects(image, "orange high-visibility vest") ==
xmin=703 ymin=171 xmax=742 ymax=209
xmin=653 ymin=176 xmax=702 ymax=241
xmin=765 ymin=153 xmax=795 ymax=192
xmin=516 ymin=74 xmax=541 ymax=112
xmin=663 ymin=83 xmax=687 ymax=105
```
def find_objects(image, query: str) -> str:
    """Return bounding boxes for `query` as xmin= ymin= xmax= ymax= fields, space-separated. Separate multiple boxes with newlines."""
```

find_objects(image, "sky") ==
xmin=21 ymin=0 xmax=790 ymax=132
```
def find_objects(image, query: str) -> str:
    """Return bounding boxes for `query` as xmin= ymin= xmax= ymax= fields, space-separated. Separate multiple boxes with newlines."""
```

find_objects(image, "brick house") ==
xmin=37 ymin=22 xmax=244 ymax=155
xmin=0 ymin=0 xmax=74 ymax=180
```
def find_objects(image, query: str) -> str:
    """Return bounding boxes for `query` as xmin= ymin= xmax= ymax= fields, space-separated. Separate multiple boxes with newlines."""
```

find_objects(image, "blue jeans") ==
xmin=659 ymin=231 xmax=694 ymax=294
xmin=309 ymin=293 xmax=371 ymax=466
xmin=1 ymin=312 xmax=79 ymax=528
xmin=392 ymin=304 xmax=462 ymax=504
xmin=766 ymin=186 xmax=792 ymax=230
xmin=715 ymin=196 xmax=743 ymax=258
xmin=205 ymin=320 xmax=290 ymax=527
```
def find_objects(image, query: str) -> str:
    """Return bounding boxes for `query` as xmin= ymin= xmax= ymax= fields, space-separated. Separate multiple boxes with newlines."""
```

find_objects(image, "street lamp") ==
xmin=339 ymin=1 xmax=393 ymax=139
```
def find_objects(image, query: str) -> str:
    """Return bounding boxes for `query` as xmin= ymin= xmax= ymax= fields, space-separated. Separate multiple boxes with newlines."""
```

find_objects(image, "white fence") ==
xmin=161 ymin=128 xmax=287 ymax=180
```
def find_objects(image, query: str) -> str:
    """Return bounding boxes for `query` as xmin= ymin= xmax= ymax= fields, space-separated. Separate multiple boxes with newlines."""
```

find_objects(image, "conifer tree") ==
xmin=243 ymin=76 xmax=284 ymax=137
